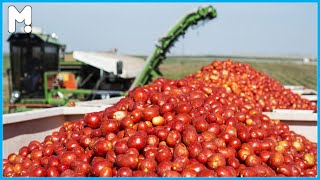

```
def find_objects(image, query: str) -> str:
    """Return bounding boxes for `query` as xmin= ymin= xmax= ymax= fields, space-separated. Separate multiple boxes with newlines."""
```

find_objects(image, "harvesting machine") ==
xmin=5 ymin=6 xmax=217 ymax=112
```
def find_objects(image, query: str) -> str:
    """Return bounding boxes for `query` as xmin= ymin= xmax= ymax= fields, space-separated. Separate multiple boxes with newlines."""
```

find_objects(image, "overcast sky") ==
xmin=2 ymin=3 xmax=317 ymax=57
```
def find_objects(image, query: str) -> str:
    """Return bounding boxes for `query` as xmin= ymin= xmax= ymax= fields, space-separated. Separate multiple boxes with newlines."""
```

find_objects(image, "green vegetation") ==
xmin=3 ymin=54 xmax=10 ymax=113
xmin=3 ymin=54 xmax=10 ymax=75
xmin=159 ymin=57 xmax=317 ymax=90
xmin=248 ymin=62 xmax=316 ymax=90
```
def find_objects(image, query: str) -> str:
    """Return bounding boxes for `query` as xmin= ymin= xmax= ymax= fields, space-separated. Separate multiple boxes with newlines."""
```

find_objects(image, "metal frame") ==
xmin=130 ymin=6 xmax=217 ymax=89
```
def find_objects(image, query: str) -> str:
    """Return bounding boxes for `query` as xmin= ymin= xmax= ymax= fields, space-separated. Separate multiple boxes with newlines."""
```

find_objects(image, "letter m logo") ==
xmin=8 ymin=6 xmax=32 ymax=33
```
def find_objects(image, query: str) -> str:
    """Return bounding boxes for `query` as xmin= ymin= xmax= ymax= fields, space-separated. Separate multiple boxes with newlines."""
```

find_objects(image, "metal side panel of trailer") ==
xmin=263 ymin=110 xmax=317 ymax=144
xmin=284 ymin=85 xmax=317 ymax=102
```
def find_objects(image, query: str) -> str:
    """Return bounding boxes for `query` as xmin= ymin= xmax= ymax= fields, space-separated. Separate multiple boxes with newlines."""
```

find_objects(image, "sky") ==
xmin=2 ymin=3 xmax=318 ymax=57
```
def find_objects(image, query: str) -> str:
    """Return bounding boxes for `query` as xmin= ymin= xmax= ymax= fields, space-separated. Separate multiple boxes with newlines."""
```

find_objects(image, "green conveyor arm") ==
xmin=129 ymin=6 xmax=217 ymax=90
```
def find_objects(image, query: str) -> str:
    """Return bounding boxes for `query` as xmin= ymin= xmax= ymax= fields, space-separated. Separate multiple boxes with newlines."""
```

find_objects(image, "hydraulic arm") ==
xmin=130 ymin=6 xmax=217 ymax=90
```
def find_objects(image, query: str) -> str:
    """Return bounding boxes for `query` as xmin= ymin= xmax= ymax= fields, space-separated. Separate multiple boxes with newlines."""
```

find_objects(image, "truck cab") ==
xmin=7 ymin=32 xmax=65 ymax=104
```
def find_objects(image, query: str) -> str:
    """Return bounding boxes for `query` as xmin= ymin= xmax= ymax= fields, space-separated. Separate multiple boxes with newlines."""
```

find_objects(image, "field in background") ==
xmin=2 ymin=54 xmax=317 ymax=113
xmin=3 ymin=54 xmax=10 ymax=113
xmin=160 ymin=57 xmax=317 ymax=90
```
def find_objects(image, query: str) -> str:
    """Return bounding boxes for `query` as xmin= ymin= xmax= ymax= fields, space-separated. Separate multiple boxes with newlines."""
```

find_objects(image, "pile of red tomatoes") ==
xmin=187 ymin=60 xmax=316 ymax=112
xmin=3 ymin=60 xmax=317 ymax=177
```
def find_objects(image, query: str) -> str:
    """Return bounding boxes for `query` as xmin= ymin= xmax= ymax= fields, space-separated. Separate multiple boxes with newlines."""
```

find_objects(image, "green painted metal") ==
xmin=20 ymin=99 xmax=47 ymax=104
xmin=32 ymin=33 xmax=64 ymax=47
xmin=129 ymin=6 xmax=217 ymax=89
xmin=7 ymin=33 xmax=65 ymax=47
xmin=43 ymin=71 xmax=125 ymax=106
xmin=43 ymin=71 xmax=86 ymax=106
xmin=43 ymin=71 xmax=53 ymax=102
xmin=47 ymin=98 xmax=67 ymax=106
xmin=59 ymin=60 xmax=84 ymax=66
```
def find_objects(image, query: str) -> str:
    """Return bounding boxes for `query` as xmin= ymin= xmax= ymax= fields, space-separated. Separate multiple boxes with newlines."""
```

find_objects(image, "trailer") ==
xmin=3 ymin=96 xmax=318 ymax=157
xmin=284 ymin=85 xmax=317 ymax=101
